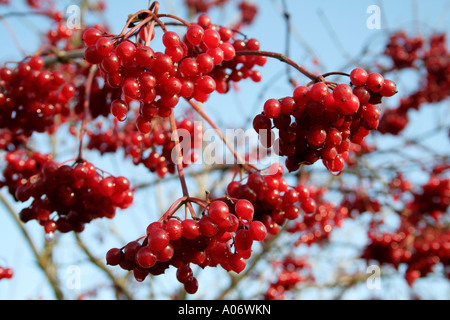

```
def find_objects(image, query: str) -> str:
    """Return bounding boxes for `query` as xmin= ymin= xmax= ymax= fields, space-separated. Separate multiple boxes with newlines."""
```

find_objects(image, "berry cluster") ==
xmin=237 ymin=1 xmax=258 ymax=28
xmin=0 ymin=57 xmax=76 ymax=136
xmin=82 ymin=13 xmax=265 ymax=133
xmin=226 ymin=164 xmax=318 ymax=235
xmin=407 ymin=174 xmax=450 ymax=224
xmin=264 ymin=257 xmax=313 ymax=300
xmin=362 ymin=226 xmax=412 ymax=270
xmin=388 ymin=172 xmax=412 ymax=201
xmin=378 ymin=32 xmax=449 ymax=135
xmin=362 ymin=223 xmax=450 ymax=286
xmin=253 ymin=68 xmax=397 ymax=174
xmin=287 ymin=187 xmax=350 ymax=246
xmin=0 ymin=267 xmax=13 ymax=280
xmin=384 ymin=31 xmax=424 ymax=69
xmin=340 ymin=190 xmax=381 ymax=216
xmin=106 ymin=198 xmax=266 ymax=294
xmin=0 ymin=150 xmax=53 ymax=200
xmin=45 ymin=22 xmax=74 ymax=47
xmin=0 ymin=129 xmax=29 ymax=152
xmin=362 ymin=166 xmax=450 ymax=286
xmin=15 ymin=160 xmax=134 ymax=234
xmin=184 ymin=0 xmax=229 ymax=14
xmin=73 ymin=67 xmax=122 ymax=119
xmin=87 ymin=114 xmax=202 ymax=178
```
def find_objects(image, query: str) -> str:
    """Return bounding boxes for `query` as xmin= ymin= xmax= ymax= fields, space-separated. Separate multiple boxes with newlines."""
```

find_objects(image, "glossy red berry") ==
xmin=235 ymin=199 xmax=254 ymax=222
xmin=186 ymin=24 xmax=204 ymax=46
xmin=208 ymin=201 xmax=229 ymax=224
xmin=248 ymin=221 xmax=267 ymax=241
xmin=309 ymin=82 xmax=329 ymax=102
xmin=136 ymin=246 xmax=157 ymax=268
xmin=366 ymin=73 xmax=385 ymax=92
xmin=147 ymin=228 xmax=170 ymax=252
xmin=350 ymin=68 xmax=368 ymax=86
xmin=264 ymin=99 xmax=281 ymax=118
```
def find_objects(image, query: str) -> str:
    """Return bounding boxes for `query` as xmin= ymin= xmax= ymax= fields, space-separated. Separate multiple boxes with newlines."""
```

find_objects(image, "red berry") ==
xmin=135 ymin=246 xmax=157 ymax=268
xmin=333 ymin=84 xmax=353 ymax=102
xmin=208 ymin=201 xmax=229 ymax=224
xmin=180 ymin=58 xmax=199 ymax=77
xmin=199 ymin=216 xmax=218 ymax=237
xmin=186 ymin=24 xmax=204 ymax=46
xmin=336 ymin=94 xmax=360 ymax=115
xmin=309 ymin=82 xmax=329 ymax=102
xmin=202 ymin=28 xmax=221 ymax=49
xmin=162 ymin=31 xmax=181 ymax=48
xmin=306 ymin=124 xmax=327 ymax=147
xmin=164 ymin=219 xmax=183 ymax=241
xmin=184 ymin=276 xmax=199 ymax=294
xmin=264 ymin=99 xmax=281 ymax=118
xmin=234 ymin=229 xmax=253 ymax=252
xmin=110 ymin=99 xmax=128 ymax=121
xmin=196 ymin=75 xmax=216 ymax=94
xmin=229 ymin=254 xmax=246 ymax=273
xmin=380 ymin=79 xmax=397 ymax=97
xmin=248 ymin=220 xmax=267 ymax=241
xmin=176 ymin=265 xmax=193 ymax=283
xmin=147 ymin=228 xmax=170 ymax=252
xmin=83 ymin=28 xmax=102 ymax=46
xmin=350 ymin=68 xmax=368 ymax=86
xmin=366 ymin=73 xmax=385 ymax=92
xmin=116 ymin=41 xmax=136 ymax=62
xmin=235 ymin=199 xmax=254 ymax=222
xmin=106 ymin=248 xmax=123 ymax=266
xmin=182 ymin=219 xmax=200 ymax=239
xmin=96 ymin=37 xmax=114 ymax=57
xmin=301 ymin=198 xmax=316 ymax=214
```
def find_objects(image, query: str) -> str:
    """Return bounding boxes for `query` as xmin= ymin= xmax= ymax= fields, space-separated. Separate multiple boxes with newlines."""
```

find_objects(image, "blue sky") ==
xmin=0 ymin=0 xmax=449 ymax=300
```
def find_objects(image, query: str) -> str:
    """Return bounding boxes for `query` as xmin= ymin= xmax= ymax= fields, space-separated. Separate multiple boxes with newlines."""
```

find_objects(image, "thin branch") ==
xmin=0 ymin=193 xmax=64 ymax=300
xmin=235 ymin=50 xmax=319 ymax=81
xmin=186 ymin=99 xmax=259 ymax=173
xmin=74 ymin=233 xmax=133 ymax=300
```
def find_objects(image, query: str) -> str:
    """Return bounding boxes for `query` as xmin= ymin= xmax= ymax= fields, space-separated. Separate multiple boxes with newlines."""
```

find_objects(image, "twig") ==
xmin=0 ymin=193 xmax=64 ymax=300
xmin=74 ymin=233 xmax=133 ymax=300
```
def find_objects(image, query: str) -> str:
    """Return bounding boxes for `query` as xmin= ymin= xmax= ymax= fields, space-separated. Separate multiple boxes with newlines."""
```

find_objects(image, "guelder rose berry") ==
xmin=107 ymin=197 xmax=264 ymax=294
xmin=12 ymin=158 xmax=134 ymax=234
xmin=81 ymin=14 xmax=266 ymax=132
xmin=253 ymin=68 xmax=397 ymax=174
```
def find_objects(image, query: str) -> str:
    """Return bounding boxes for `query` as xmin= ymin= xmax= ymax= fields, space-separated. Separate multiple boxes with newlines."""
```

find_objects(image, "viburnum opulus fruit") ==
xmin=253 ymin=68 xmax=397 ymax=174
xmin=12 ymin=159 xmax=134 ymax=234
xmin=0 ymin=56 xmax=75 ymax=136
xmin=106 ymin=198 xmax=266 ymax=294
xmin=82 ymin=13 xmax=266 ymax=133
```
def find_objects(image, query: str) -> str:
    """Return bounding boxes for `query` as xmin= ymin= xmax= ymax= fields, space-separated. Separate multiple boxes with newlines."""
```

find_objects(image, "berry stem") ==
xmin=186 ymin=99 xmax=259 ymax=173
xmin=321 ymin=71 xmax=350 ymax=78
xmin=122 ymin=11 xmax=168 ymax=40
xmin=159 ymin=196 xmax=188 ymax=221
xmin=157 ymin=14 xmax=191 ymax=27
xmin=145 ymin=1 xmax=159 ymax=47
xmin=234 ymin=50 xmax=318 ymax=81
xmin=118 ymin=9 xmax=153 ymax=38
xmin=77 ymin=65 xmax=97 ymax=162
xmin=169 ymin=113 xmax=190 ymax=198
